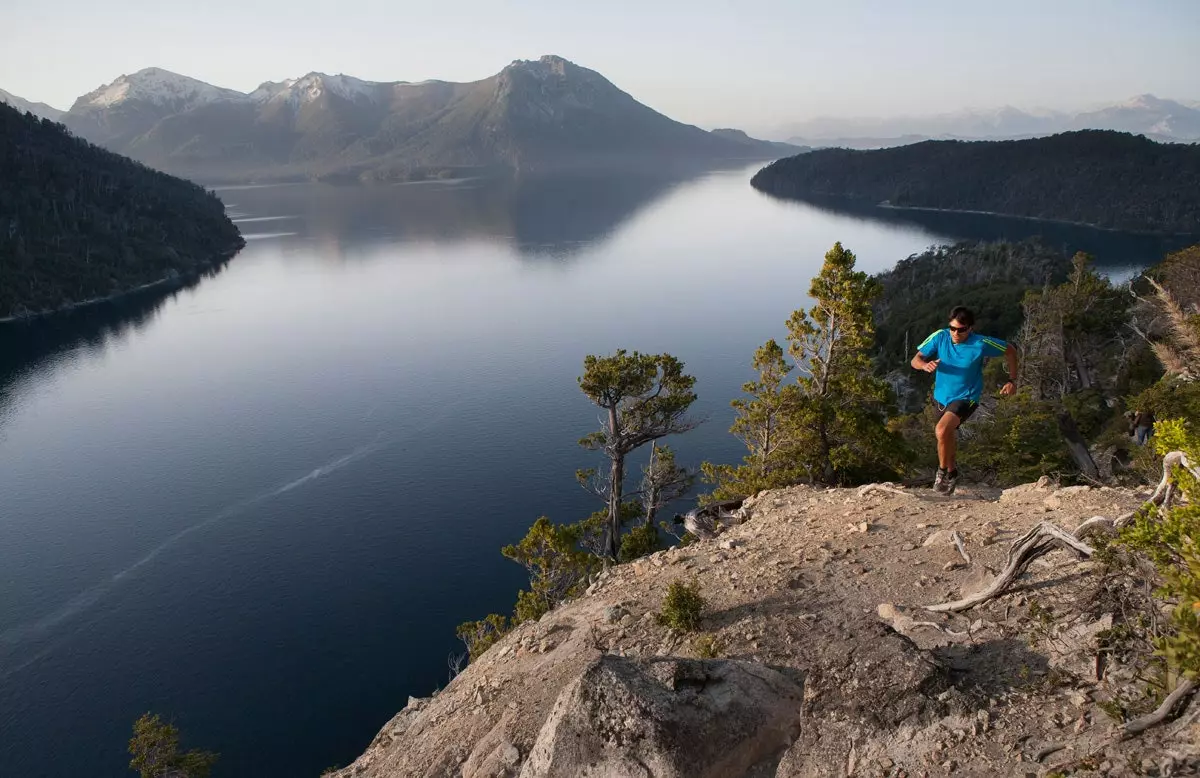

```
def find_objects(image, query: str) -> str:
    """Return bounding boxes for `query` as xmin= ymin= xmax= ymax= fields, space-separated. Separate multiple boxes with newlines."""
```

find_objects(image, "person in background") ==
xmin=910 ymin=306 xmax=1019 ymax=494
xmin=1132 ymin=408 xmax=1156 ymax=446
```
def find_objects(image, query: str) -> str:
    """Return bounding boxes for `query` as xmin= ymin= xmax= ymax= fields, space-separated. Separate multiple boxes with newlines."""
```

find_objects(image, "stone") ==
xmin=961 ymin=565 xmax=996 ymax=598
xmin=922 ymin=530 xmax=955 ymax=547
xmin=604 ymin=605 xmax=627 ymax=624
xmin=501 ymin=741 xmax=521 ymax=767
xmin=877 ymin=603 xmax=898 ymax=621
xmin=520 ymin=656 xmax=805 ymax=778
xmin=1036 ymin=475 xmax=1054 ymax=490
xmin=857 ymin=521 xmax=870 ymax=533
xmin=1042 ymin=495 xmax=1062 ymax=510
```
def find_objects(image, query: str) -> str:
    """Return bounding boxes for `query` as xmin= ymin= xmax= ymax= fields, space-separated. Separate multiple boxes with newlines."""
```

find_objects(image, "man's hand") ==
xmin=921 ymin=359 xmax=939 ymax=374
xmin=1001 ymin=381 xmax=1016 ymax=396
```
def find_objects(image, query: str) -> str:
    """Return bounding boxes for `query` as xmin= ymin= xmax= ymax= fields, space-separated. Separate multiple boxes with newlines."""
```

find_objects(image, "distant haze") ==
xmin=1 ymin=0 xmax=1197 ymax=133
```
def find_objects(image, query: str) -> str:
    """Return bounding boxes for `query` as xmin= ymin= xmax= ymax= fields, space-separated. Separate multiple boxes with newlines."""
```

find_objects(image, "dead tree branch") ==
xmin=1121 ymin=678 xmax=1198 ymax=739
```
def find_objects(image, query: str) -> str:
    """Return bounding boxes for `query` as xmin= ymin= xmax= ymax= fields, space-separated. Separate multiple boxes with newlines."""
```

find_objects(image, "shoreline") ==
xmin=875 ymin=201 xmax=1198 ymax=236
xmin=0 ymin=244 xmax=243 ymax=325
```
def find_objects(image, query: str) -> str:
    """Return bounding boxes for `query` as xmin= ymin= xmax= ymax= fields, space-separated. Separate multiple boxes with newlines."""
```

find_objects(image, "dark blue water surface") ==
xmin=0 ymin=165 xmax=1191 ymax=776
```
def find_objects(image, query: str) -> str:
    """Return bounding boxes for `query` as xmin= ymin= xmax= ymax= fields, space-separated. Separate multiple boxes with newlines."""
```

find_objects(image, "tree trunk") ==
xmin=607 ymin=452 xmax=625 ymax=560
xmin=1070 ymin=343 xmax=1092 ymax=390
xmin=1058 ymin=411 xmax=1100 ymax=481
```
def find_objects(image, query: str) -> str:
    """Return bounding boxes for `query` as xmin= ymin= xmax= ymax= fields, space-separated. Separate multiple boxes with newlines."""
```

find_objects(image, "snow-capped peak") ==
xmin=1117 ymin=94 xmax=1174 ymax=112
xmin=253 ymin=72 xmax=385 ymax=106
xmin=79 ymin=67 xmax=245 ymax=109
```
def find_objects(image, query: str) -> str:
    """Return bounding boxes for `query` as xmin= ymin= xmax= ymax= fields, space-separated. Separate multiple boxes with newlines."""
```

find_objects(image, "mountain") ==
xmin=0 ymin=88 xmax=63 ymax=121
xmin=64 ymin=67 xmax=247 ymax=148
xmin=0 ymin=100 xmax=243 ymax=319
xmin=61 ymin=57 xmax=793 ymax=183
xmin=1070 ymin=94 xmax=1200 ymax=141
xmin=710 ymin=128 xmax=808 ymax=155
xmin=774 ymin=94 xmax=1200 ymax=147
xmin=750 ymin=130 xmax=1200 ymax=234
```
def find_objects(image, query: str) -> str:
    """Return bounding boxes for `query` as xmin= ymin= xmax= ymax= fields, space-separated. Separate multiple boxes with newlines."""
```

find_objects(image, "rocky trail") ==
xmin=332 ymin=480 xmax=1197 ymax=777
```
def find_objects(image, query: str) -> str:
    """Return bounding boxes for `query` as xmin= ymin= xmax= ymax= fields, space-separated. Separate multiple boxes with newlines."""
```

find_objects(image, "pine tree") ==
xmin=578 ymin=351 xmax=698 ymax=560
xmin=128 ymin=713 xmax=218 ymax=778
xmin=784 ymin=242 xmax=904 ymax=484
xmin=701 ymin=339 xmax=804 ymax=499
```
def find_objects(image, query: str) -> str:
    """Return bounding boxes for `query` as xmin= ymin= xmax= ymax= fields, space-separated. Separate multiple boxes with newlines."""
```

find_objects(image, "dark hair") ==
xmin=949 ymin=306 xmax=975 ymax=327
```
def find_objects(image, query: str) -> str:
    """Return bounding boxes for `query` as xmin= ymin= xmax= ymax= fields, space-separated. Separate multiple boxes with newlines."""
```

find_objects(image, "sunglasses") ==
xmin=948 ymin=325 xmax=971 ymax=333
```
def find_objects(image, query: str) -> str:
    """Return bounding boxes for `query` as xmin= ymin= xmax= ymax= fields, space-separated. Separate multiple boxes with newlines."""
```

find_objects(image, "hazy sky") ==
xmin=2 ymin=0 xmax=1197 ymax=132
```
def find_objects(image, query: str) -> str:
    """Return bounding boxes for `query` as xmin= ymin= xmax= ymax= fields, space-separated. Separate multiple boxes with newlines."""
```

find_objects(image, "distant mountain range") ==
xmin=775 ymin=94 xmax=1200 ymax=147
xmin=2 ymin=57 xmax=800 ymax=183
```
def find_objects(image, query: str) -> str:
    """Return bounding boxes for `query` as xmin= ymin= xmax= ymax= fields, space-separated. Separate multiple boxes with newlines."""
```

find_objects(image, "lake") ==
xmin=0 ymin=164 xmax=1189 ymax=776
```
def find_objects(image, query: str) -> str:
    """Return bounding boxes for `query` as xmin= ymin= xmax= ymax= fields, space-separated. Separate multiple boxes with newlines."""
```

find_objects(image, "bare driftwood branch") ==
xmin=927 ymin=451 xmax=1195 ymax=613
xmin=926 ymin=522 xmax=1095 ymax=613
xmin=951 ymin=530 xmax=971 ymax=565
xmin=1121 ymin=678 xmax=1198 ymax=739
xmin=1115 ymin=450 xmax=1200 ymax=527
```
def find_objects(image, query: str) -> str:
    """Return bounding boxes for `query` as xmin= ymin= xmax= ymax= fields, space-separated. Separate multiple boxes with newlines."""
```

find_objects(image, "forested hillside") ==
xmin=751 ymin=130 xmax=1200 ymax=234
xmin=871 ymin=240 xmax=1072 ymax=368
xmin=0 ymin=102 xmax=242 ymax=318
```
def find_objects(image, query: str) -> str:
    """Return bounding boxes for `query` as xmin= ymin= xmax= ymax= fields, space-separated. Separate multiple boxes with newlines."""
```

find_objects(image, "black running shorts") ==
xmin=935 ymin=398 xmax=978 ymax=423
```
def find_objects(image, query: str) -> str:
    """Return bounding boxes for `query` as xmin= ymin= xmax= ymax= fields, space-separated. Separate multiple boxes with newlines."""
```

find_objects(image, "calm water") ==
xmin=0 ymin=165 xmax=1189 ymax=776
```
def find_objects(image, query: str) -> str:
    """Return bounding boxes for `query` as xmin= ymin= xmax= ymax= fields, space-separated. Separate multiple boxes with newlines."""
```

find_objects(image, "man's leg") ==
xmin=936 ymin=411 xmax=962 ymax=470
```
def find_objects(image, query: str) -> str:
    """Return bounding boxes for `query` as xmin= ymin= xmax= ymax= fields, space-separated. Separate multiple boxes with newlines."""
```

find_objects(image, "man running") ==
xmin=911 ymin=306 xmax=1018 ymax=494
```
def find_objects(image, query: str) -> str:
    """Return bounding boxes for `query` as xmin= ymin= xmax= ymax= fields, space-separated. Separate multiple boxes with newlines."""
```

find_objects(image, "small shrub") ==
xmin=658 ymin=579 xmax=706 ymax=632
xmin=619 ymin=524 xmax=661 ymax=562
xmin=456 ymin=613 xmax=510 ymax=662
xmin=692 ymin=632 xmax=724 ymax=658
xmin=128 ymin=713 xmax=218 ymax=778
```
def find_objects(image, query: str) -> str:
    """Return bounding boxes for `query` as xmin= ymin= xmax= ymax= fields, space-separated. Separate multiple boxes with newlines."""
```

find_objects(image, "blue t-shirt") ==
xmin=917 ymin=330 xmax=1008 ymax=405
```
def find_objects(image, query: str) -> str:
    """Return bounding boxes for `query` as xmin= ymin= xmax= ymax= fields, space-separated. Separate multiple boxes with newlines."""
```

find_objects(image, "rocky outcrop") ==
xmin=521 ymin=656 xmax=804 ymax=778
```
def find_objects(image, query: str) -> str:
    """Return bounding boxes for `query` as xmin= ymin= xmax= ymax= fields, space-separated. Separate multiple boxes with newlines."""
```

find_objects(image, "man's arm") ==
xmin=1002 ymin=343 xmax=1018 ymax=395
xmin=911 ymin=331 xmax=940 ymax=373
xmin=911 ymin=351 xmax=939 ymax=373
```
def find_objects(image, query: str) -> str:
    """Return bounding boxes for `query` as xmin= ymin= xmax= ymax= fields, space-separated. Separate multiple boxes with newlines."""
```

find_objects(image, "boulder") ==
xmin=519 ymin=656 xmax=805 ymax=778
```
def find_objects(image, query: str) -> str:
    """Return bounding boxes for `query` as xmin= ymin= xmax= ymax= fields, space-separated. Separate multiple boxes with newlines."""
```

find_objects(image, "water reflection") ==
xmin=756 ymin=191 xmax=1199 ymax=272
xmin=218 ymin=171 xmax=712 ymax=259
xmin=0 ymin=264 xmax=229 ymax=435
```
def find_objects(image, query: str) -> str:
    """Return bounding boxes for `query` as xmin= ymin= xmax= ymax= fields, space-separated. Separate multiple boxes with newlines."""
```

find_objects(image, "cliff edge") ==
xmin=332 ymin=481 xmax=1196 ymax=777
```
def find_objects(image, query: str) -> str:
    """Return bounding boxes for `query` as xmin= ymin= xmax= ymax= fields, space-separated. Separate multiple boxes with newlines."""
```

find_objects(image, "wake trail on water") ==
xmin=0 ymin=397 xmax=471 ymax=679
xmin=0 ymin=437 xmax=388 ymax=670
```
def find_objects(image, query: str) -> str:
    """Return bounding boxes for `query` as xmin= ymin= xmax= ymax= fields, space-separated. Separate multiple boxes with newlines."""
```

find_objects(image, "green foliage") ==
xmin=1114 ymin=419 xmax=1200 ymax=685
xmin=618 ymin=523 xmax=661 ymax=562
xmin=701 ymin=339 xmax=806 ymax=500
xmin=1132 ymin=377 xmax=1200 ymax=425
xmin=658 ymin=579 xmax=706 ymax=632
xmin=0 ymin=103 xmax=244 ymax=318
xmin=502 ymin=517 xmax=600 ymax=623
xmin=455 ymin=613 xmax=511 ymax=662
xmin=752 ymin=130 xmax=1200 ymax=233
xmin=958 ymin=389 xmax=1075 ymax=484
xmin=692 ymin=632 xmax=724 ymax=658
xmin=578 ymin=350 xmax=698 ymax=559
xmin=785 ymin=242 xmax=907 ymax=484
xmin=869 ymin=240 xmax=1071 ymax=370
xmin=128 ymin=713 xmax=218 ymax=778
xmin=638 ymin=445 xmax=695 ymax=526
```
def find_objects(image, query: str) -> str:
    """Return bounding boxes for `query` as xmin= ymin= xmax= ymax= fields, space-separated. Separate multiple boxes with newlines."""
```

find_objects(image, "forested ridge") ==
xmin=0 ymin=101 xmax=243 ymax=319
xmin=751 ymin=130 xmax=1200 ymax=234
